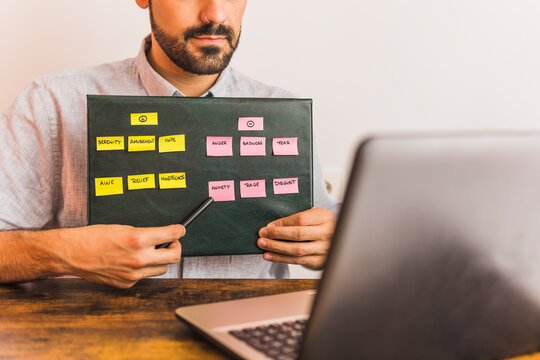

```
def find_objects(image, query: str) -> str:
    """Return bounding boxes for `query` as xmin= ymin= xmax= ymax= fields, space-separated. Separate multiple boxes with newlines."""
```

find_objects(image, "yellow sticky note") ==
xmin=95 ymin=177 xmax=123 ymax=196
xmin=96 ymin=136 xmax=124 ymax=151
xmin=131 ymin=112 xmax=158 ymax=126
xmin=127 ymin=174 xmax=155 ymax=190
xmin=159 ymin=173 xmax=186 ymax=189
xmin=159 ymin=134 xmax=186 ymax=153
xmin=128 ymin=136 xmax=156 ymax=152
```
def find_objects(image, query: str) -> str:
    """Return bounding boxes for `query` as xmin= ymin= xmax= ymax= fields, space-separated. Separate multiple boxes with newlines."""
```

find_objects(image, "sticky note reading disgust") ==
xmin=208 ymin=180 xmax=235 ymax=201
xmin=159 ymin=173 xmax=186 ymax=189
xmin=127 ymin=174 xmax=155 ymax=190
xmin=238 ymin=117 xmax=264 ymax=131
xmin=240 ymin=180 xmax=266 ymax=198
xmin=96 ymin=136 xmax=124 ymax=151
xmin=240 ymin=137 xmax=266 ymax=156
xmin=131 ymin=112 xmax=158 ymax=125
xmin=273 ymin=178 xmax=299 ymax=195
xmin=128 ymin=136 xmax=156 ymax=152
xmin=273 ymin=138 xmax=299 ymax=156
xmin=207 ymin=136 xmax=233 ymax=157
xmin=95 ymin=177 xmax=123 ymax=196
xmin=159 ymin=134 xmax=185 ymax=153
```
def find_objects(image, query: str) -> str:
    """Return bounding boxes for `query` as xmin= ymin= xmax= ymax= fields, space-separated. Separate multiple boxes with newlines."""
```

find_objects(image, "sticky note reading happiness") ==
xmin=273 ymin=137 xmax=299 ymax=156
xmin=127 ymin=174 xmax=155 ymax=190
xmin=207 ymin=136 xmax=233 ymax=157
xmin=238 ymin=117 xmax=264 ymax=131
xmin=209 ymin=180 xmax=235 ymax=202
xmin=128 ymin=136 xmax=156 ymax=152
xmin=240 ymin=180 xmax=266 ymax=198
xmin=240 ymin=137 xmax=266 ymax=156
xmin=95 ymin=177 xmax=123 ymax=197
xmin=159 ymin=172 xmax=187 ymax=189
xmin=96 ymin=136 xmax=124 ymax=151
xmin=131 ymin=112 xmax=158 ymax=125
xmin=159 ymin=134 xmax=186 ymax=153
xmin=273 ymin=177 xmax=299 ymax=195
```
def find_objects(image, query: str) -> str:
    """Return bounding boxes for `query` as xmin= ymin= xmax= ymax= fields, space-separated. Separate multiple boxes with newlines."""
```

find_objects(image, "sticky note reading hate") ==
xmin=238 ymin=117 xmax=264 ymax=131
xmin=131 ymin=112 xmax=158 ymax=126
xmin=159 ymin=134 xmax=185 ymax=153
xmin=273 ymin=177 xmax=299 ymax=195
xmin=273 ymin=138 xmax=299 ymax=156
xmin=96 ymin=136 xmax=124 ymax=151
xmin=95 ymin=177 xmax=123 ymax=197
xmin=207 ymin=136 xmax=233 ymax=157
xmin=159 ymin=173 xmax=186 ymax=189
xmin=240 ymin=137 xmax=266 ymax=156
xmin=209 ymin=180 xmax=235 ymax=201
xmin=128 ymin=136 xmax=156 ymax=152
xmin=240 ymin=180 xmax=266 ymax=198
xmin=127 ymin=174 xmax=155 ymax=190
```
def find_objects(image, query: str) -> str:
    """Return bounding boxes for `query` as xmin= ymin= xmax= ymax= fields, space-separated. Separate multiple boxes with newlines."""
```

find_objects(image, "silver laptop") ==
xmin=176 ymin=134 xmax=540 ymax=360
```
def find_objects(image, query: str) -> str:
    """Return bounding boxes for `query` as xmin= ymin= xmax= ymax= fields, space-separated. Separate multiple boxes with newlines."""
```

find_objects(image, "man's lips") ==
xmin=191 ymin=36 xmax=227 ymax=44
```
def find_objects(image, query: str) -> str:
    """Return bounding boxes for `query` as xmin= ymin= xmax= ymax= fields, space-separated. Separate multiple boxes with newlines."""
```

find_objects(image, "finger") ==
xmin=259 ymin=224 xmax=333 ymax=241
xmin=257 ymin=238 xmax=329 ymax=256
xmin=134 ymin=224 xmax=186 ymax=247
xmin=120 ymin=240 xmax=182 ymax=268
xmin=115 ymin=264 xmax=170 ymax=282
xmin=262 ymin=252 xmax=324 ymax=269
xmin=268 ymin=207 xmax=334 ymax=227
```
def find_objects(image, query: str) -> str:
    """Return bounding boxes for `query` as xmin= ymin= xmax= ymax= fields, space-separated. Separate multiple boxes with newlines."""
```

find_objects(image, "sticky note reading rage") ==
xmin=131 ymin=112 xmax=158 ymax=125
xmin=238 ymin=117 xmax=264 ymax=131
xmin=96 ymin=136 xmax=124 ymax=151
xmin=159 ymin=173 xmax=186 ymax=189
xmin=95 ymin=177 xmax=123 ymax=196
xmin=273 ymin=177 xmax=299 ymax=195
xmin=127 ymin=174 xmax=155 ymax=190
xmin=128 ymin=136 xmax=156 ymax=152
xmin=159 ymin=134 xmax=185 ymax=153
xmin=240 ymin=137 xmax=266 ymax=156
xmin=240 ymin=180 xmax=266 ymax=198
xmin=273 ymin=138 xmax=299 ymax=156
xmin=209 ymin=180 xmax=235 ymax=201
xmin=207 ymin=136 xmax=233 ymax=157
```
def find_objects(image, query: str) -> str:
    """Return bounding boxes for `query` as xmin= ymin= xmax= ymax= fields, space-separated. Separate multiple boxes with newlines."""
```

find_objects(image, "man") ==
xmin=0 ymin=0 xmax=338 ymax=288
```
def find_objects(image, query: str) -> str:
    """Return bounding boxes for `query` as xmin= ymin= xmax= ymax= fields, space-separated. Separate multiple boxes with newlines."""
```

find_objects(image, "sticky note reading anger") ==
xmin=240 ymin=137 xmax=266 ymax=156
xmin=207 ymin=136 xmax=233 ymax=157
xmin=273 ymin=138 xmax=299 ymax=156
xmin=128 ymin=136 xmax=156 ymax=152
xmin=209 ymin=180 xmax=235 ymax=201
xmin=159 ymin=134 xmax=185 ymax=153
xmin=240 ymin=180 xmax=266 ymax=198
xmin=96 ymin=136 xmax=124 ymax=151
xmin=95 ymin=177 xmax=123 ymax=197
xmin=238 ymin=117 xmax=264 ymax=131
xmin=273 ymin=178 xmax=299 ymax=195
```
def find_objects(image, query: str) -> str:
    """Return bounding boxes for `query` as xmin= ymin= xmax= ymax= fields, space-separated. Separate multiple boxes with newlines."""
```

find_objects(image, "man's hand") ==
xmin=257 ymin=207 xmax=335 ymax=270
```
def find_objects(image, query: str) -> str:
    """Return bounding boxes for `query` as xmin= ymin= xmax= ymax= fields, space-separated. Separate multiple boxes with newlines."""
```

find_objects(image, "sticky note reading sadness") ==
xmin=159 ymin=134 xmax=185 ymax=153
xmin=240 ymin=137 xmax=266 ymax=156
xmin=127 ymin=174 xmax=155 ymax=190
xmin=207 ymin=136 xmax=233 ymax=157
xmin=273 ymin=138 xmax=299 ymax=156
xmin=95 ymin=177 xmax=123 ymax=197
xmin=159 ymin=173 xmax=186 ymax=189
xmin=238 ymin=117 xmax=264 ymax=131
xmin=209 ymin=180 xmax=235 ymax=201
xmin=96 ymin=136 xmax=124 ymax=151
xmin=240 ymin=180 xmax=266 ymax=198
xmin=128 ymin=136 xmax=156 ymax=152
xmin=131 ymin=112 xmax=158 ymax=126
xmin=273 ymin=177 xmax=299 ymax=195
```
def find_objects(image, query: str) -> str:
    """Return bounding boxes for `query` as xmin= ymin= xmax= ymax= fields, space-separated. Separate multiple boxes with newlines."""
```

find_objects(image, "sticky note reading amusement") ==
xmin=273 ymin=138 xmax=299 ymax=156
xmin=238 ymin=117 xmax=264 ymax=131
xmin=127 ymin=174 xmax=155 ymax=190
xmin=128 ymin=136 xmax=156 ymax=152
xmin=96 ymin=136 xmax=124 ymax=151
xmin=159 ymin=173 xmax=186 ymax=189
xmin=240 ymin=180 xmax=266 ymax=198
xmin=131 ymin=112 xmax=158 ymax=125
xmin=207 ymin=136 xmax=233 ymax=157
xmin=208 ymin=180 xmax=235 ymax=201
xmin=95 ymin=177 xmax=123 ymax=197
xmin=240 ymin=137 xmax=266 ymax=156
xmin=273 ymin=177 xmax=299 ymax=195
xmin=159 ymin=134 xmax=186 ymax=153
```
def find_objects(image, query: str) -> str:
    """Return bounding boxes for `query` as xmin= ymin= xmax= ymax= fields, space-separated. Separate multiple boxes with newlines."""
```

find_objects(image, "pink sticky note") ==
xmin=273 ymin=178 xmax=299 ymax=195
xmin=209 ymin=180 xmax=235 ymax=201
xmin=240 ymin=137 xmax=266 ymax=156
xmin=207 ymin=136 xmax=233 ymax=157
xmin=238 ymin=117 xmax=264 ymax=131
xmin=273 ymin=138 xmax=299 ymax=156
xmin=240 ymin=180 xmax=266 ymax=198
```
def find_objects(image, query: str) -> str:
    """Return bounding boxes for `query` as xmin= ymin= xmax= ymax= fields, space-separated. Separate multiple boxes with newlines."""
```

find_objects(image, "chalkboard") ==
xmin=87 ymin=95 xmax=313 ymax=256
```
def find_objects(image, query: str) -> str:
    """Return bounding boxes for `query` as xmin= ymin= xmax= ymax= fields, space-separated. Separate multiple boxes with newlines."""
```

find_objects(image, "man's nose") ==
xmin=200 ymin=0 xmax=227 ymax=25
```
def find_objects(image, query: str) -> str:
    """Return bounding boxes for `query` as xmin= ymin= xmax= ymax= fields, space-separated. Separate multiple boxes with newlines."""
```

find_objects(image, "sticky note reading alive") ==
xmin=159 ymin=173 xmax=186 ymax=189
xmin=240 ymin=137 xmax=266 ymax=156
xmin=95 ymin=177 xmax=123 ymax=197
xmin=96 ymin=136 xmax=124 ymax=151
xmin=209 ymin=180 xmax=235 ymax=201
xmin=273 ymin=138 xmax=299 ymax=156
xmin=159 ymin=134 xmax=185 ymax=153
xmin=127 ymin=174 xmax=155 ymax=190
xmin=273 ymin=178 xmax=299 ymax=195
xmin=238 ymin=117 xmax=264 ymax=131
xmin=131 ymin=112 xmax=158 ymax=126
xmin=207 ymin=136 xmax=233 ymax=157
xmin=128 ymin=136 xmax=156 ymax=152
xmin=240 ymin=180 xmax=266 ymax=198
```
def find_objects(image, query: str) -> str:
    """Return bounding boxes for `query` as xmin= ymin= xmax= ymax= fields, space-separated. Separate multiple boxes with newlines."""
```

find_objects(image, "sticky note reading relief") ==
xmin=273 ymin=178 xmax=299 ymax=195
xmin=95 ymin=177 xmax=123 ymax=197
xmin=209 ymin=180 xmax=235 ymax=201
xmin=96 ymin=136 xmax=124 ymax=151
xmin=128 ymin=136 xmax=156 ymax=152
xmin=159 ymin=173 xmax=186 ymax=189
xmin=273 ymin=138 xmax=299 ymax=156
xmin=240 ymin=180 xmax=266 ymax=198
xmin=238 ymin=117 xmax=264 ymax=131
xmin=240 ymin=137 xmax=266 ymax=156
xmin=207 ymin=136 xmax=233 ymax=157
xmin=131 ymin=112 xmax=158 ymax=126
xmin=159 ymin=134 xmax=186 ymax=153
xmin=127 ymin=174 xmax=155 ymax=190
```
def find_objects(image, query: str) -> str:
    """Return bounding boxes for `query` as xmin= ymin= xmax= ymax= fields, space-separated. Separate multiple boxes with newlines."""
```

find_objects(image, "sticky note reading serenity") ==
xmin=238 ymin=117 xmax=264 ymax=131
xmin=273 ymin=178 xmax=299 ymax=195
xmin=207 ymin=136 xmax=233 ymax=157
xmin=96 ymin=136 xmax=124 ymax=151
xmin=240 ymin=180 xmax=266 ymax=198
xmin=159 ymin=172 xmax=186 ymax=189
xmin=128 ymin=136 xmax=155 ymax=152
xmin=131 ymin=112 xmax=158 ymax=125
xmin=127 ymin=174 xmax=155 ymax=190
xmin=208 ymin=180 xmax=235 ymax=201
xmin=273 ymin=137 xmax=299 ymax=156
xmin=95 ymin=177 xmax=123 ymax=196
xmin=159 ymin=134 xmax=185 ymax=153
xmin=240 ymin=137 xmax=266 ymax=156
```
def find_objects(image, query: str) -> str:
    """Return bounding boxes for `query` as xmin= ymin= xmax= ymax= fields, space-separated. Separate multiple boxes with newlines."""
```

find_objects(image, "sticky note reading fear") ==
xmin=128 ymin=136 xmax=156 ymax=152
xmin=96 ymin=136 xmax=124 ymax=151
xmin=240 ymin=137 xmax=266 ymax=156
xmin=207 ymin=136 xmax=233 ymax=157
xmin=131 ymin=112 xmax=158 ymax=125
xmin=273 ymin=177 xmax=299 ymax=195
xmin=273 ymin=138 xmax=299 ymax=156
xmin=95 ymin=177 xmax=123 ymax=196
xmin=209 ymin=180 xmax=235 ymax=201
xmin=127 ymin=174 xmax=155 ymax=190
xmin=159 ymin=134 xmax=185 ymax=153
xmin=240 ymin=180 xmax=266 ymax=198
xmin=238 ymin=117 xmax=264 ymax=131
xmin=159 ymin=172 xmax=186 ymax=189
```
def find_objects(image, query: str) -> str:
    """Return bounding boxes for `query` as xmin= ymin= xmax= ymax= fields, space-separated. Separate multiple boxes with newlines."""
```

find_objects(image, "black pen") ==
xmin=155 ymin=197 xmax=214 ymax=249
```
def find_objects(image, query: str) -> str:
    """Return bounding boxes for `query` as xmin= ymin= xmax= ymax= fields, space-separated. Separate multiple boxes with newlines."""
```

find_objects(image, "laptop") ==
xmin=176 ymin=134 xmax=540 ymax=360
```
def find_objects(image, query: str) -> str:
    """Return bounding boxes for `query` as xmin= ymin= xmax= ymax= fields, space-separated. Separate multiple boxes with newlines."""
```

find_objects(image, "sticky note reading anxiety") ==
xmin=96 ymin=136 xmax=124 ymax=151
xmin=131 ymin=112 xmax=158 ymax=125
xmin=209 ymin=180 xmax=235 ymax=201
xmin=240 ymin=180 xmax=266 ymax=198
xmin=273 ymin=138 xmax=299 ymax=156
xmin=128 ymin=136 xmax=156 ymax=152
xmin=238 ymin=117 xmax=264 ymax=131
xmin=240 ymin=137 xmax=266 ymax=156
xmin=127 ymin=174 xmax=155 ymax=190
xmin=95 ymin=177 xmax=123 ymax=196
xmin=207 ymin=136 xmax=233 ymax=157
xmin=159 ymin=173 xmax=186 ymax=189
xmin=159 ymin=134 xmax=185 ymax=153
xmin=273 ymin=178 xmax=299 ymax=195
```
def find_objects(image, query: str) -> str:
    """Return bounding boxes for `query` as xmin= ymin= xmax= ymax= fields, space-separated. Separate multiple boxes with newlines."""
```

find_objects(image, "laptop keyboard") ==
xmin=229 ymin=319 xmax=307 ymax=360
